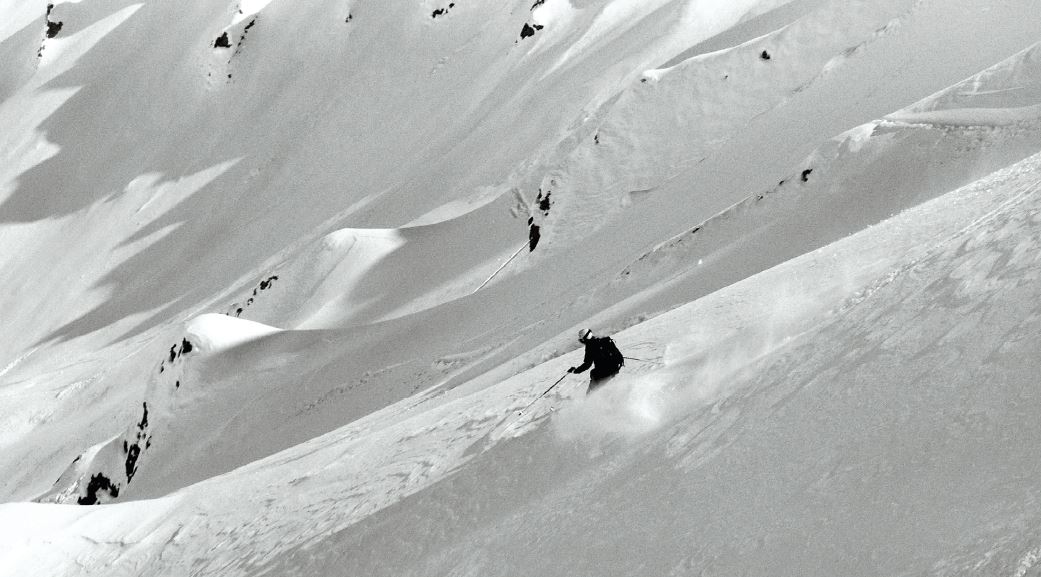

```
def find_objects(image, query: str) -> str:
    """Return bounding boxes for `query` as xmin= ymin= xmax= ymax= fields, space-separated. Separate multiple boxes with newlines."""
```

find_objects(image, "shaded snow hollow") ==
xmin=2 ymin=0 xmax=1041 ymax=575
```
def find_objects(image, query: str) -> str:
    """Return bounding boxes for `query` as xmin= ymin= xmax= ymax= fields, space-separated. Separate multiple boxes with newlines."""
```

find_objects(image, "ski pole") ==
xmin=517 ymin=371 xmax=569 ymax=415
xmin=623 ymin=356 xmax=654 ymax=363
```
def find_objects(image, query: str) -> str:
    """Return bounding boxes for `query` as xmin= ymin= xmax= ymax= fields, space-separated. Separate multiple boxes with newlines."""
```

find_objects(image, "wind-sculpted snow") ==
xmin=595 ymin=41 xmax=1041 ymax=332
xmin=503 ymin=0 xmax=926 ymax=262
xmin=501 ymin=0 xmax=1041 ymax=274
xmin=33 ymin=302 xmax=555 ymax=503
xmin=213 ymin=192 xmax=526 ymax=329
xmin=34 ymin=315 xmax=279 ymax=504
xmin=5 ymin=0 xmax=1041 ymax=573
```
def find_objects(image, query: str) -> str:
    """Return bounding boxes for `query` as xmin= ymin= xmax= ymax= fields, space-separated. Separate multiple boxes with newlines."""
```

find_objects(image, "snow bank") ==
xmin=213 ymin=191 xmax=523 ymax=329
xmin=35 ymin=314 xmax=283 ymax=504
xmin=217 ymin=227 xmax=405 ymax=329
xmin=184 ymin=313 xmax=281 ymax=351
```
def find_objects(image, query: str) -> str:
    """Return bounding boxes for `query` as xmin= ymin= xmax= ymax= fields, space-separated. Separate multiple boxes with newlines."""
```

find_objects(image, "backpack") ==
xmin=601 ymin=336 xmax=624 ymax=372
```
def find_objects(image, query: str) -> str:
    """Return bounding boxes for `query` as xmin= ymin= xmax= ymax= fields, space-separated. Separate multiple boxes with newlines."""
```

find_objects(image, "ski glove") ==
xmin=567 ymin=366 xmax=576 ymax=373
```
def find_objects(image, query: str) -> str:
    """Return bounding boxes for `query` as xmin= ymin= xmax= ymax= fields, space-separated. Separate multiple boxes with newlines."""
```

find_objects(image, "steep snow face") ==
xmin=505 ymin=0 xmax=1041 ymax=271
xmin=3 ymin=0 xmax=1041 ymax=574
xmin=0 ymin=0 xmax=720 ymax=499
xmin=887 ymin=41 xmax=1041 ymax=126
xmin=7 ymin=150 xmax=1041 ymax=577
xmin=34 ymin=314 xmax=283 ymax=505
xmin=208 ymin=193 xmax=525 ymax=330
xmin=511 ymin=0 xmax=924 ymax=261
xmin=604 ymin=43 xmax=1041 ymax=304
xmin=216 ymin=228 xmax=407 ymax=329
xmin=0 ymin=0 xmax=802 ymax=380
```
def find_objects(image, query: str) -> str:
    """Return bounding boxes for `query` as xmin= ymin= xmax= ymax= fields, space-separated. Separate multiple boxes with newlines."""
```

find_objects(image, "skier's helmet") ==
xmin=578 ymin=328 xmax=593 ymax=342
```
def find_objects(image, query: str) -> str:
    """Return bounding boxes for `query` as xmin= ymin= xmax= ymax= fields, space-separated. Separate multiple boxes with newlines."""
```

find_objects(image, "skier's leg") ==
xmin=586 ymin=373 xmax=614 ymax=395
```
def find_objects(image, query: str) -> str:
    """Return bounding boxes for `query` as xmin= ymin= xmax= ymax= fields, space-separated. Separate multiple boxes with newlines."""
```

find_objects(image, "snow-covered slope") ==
xmin=2 ymin=0 xmax=1041 ymax=574
xmin=7 ymin=147 xmax=1041 ymax=577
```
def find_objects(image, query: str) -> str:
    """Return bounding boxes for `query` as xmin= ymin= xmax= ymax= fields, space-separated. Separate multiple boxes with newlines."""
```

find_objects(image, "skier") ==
xmin=568 ymin=328 xmax=624 ymax=392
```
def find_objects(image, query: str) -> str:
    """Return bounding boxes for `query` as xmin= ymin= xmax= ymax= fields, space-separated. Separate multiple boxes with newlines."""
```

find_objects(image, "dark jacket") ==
xmin=572 ymin=336 xmax=624 ymax=381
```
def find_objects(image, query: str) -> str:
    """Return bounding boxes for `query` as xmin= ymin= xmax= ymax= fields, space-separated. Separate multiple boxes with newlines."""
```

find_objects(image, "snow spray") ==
xmin=551 ymin=279 xmax=827 ymax=446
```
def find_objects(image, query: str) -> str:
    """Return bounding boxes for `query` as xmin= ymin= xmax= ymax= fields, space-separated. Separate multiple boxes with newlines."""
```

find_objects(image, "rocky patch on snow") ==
xmin=431 ymin=3 xmax=455 ymax=19
xmin=226 ymin=274 xmax=280 ymax=318
xmin=36 ymin=3 xmax=64 ymax=57
xmin=519 ymin=182 xmax=555 ymax=252
xmin=35 ymin=315 xmax=283 ymax=505
xmin=37 ymin=331 xmax=202 ymax=505
xmin=517 ymin=0 xmax=549 ymax=41
xmin=213 ymin=31 xmax=232 ymax=49
xmin=159 ymin=337 xmax=196 ymax=373
xmin=44 ymin=4 xmax=62 ymax=39
xmin=76 ymin=473 xmax=118 ymax=505
xmin=210 ymin=9 xmax=262 ymax=83
xmin=210 ymin=16 xmax=255 ymax=53
xmin=122 ymin=402 xmax=151 ymax=484
xmin=527 ymin=187 xmax=553 ymax=251
xmin=518 ymin=22 xmax=543 ymax=40
xmin=235 ymin=18 xmax=257 ymax=55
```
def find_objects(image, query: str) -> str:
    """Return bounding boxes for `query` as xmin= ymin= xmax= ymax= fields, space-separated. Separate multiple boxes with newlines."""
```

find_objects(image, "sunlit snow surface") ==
xmin=7 ymin=151 xmax=1041 ymax=576
xmin=2 ymin=0 xmax=1041 ymax=575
